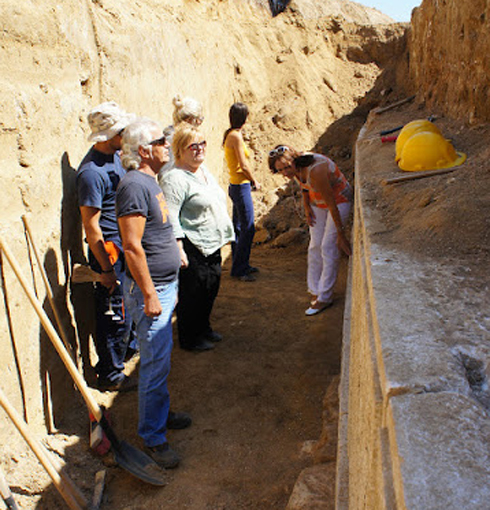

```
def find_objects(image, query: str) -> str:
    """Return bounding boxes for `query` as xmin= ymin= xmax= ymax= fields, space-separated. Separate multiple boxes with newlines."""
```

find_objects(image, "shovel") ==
xmin=0 ymin=387 xmax=87 ymax=510
xmin=0 ymin=467 xmax=19 ymax=510
xmin=0 ymin=234 xmax=166 ymax=486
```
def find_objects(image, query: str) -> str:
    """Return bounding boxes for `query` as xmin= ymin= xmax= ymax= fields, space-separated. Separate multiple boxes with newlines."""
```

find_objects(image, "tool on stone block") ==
xmin=379 ymin=115 xmax=437 ymax=137
xmin=381 ymin=135 xmax=398 ymax=143
xmin=0 ymin=467 xmax=19 ymax=510
xmin=374 ymin=95 xmax=416 ymax=116
xmin=0 ymin=387 xmax=87 ymax=510
xmin=0 ymin=234 xmax=167 ymax=487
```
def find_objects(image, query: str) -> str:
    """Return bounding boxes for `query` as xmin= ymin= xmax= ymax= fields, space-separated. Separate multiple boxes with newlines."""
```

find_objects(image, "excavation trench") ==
xmin=30 ymin=244 xmax=346 ymax=509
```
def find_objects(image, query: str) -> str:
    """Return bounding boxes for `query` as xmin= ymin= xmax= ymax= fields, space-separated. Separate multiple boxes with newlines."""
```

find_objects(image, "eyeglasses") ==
xmin=187 ymin=140 xmax=207 ymax=152
xmin=268 ymin=146 xmax=289 ymax=158
xmin=149 ymin=134 xmax=167 ymax=146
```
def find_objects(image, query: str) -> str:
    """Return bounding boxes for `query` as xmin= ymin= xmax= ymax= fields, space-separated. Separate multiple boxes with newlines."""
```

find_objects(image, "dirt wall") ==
xmin=0 ymin=0 xmax=406 ymax=453
xmin=409 ymin=0 xmax=490 ymax=123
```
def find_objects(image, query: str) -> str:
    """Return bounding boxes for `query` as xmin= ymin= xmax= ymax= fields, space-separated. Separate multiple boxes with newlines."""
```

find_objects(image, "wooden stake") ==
xmin=21 ymin=215 xmax=76 ymax=362
xmin=382 ymin=166 xmax=459 ymax=185
xmin=373 ymin=95 xmax=416 ymax=115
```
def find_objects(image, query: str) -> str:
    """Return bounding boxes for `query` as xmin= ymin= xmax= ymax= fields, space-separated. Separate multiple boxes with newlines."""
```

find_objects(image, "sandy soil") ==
xmin=5 ymin=243 xmax=346 ymax=510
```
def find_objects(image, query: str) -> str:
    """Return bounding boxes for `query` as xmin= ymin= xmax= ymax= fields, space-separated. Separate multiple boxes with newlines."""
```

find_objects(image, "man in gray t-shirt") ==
xmin=116 ymin=118 xmax=190 ymax=470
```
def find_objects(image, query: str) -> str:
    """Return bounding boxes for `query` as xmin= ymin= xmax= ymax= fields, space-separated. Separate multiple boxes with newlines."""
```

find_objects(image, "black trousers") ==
xmin=177 ymin=238 xmax=222 ymax=348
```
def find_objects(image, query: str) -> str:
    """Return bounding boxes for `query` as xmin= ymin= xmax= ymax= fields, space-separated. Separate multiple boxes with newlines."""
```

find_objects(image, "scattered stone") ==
xmin=271 ymin=228 xmax=307 ymax=247
xmin=286 ymin=463 xmax=337 ymax=510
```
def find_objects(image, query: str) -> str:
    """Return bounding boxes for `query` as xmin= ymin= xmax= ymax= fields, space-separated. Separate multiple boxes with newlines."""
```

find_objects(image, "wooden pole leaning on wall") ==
xmin=0 ymin=387 xmax=88 ymax=510
xmin=0 ymin=233 xmax=103 ymax=421
xmin=21 ymin=215 xmax=77 ymax=363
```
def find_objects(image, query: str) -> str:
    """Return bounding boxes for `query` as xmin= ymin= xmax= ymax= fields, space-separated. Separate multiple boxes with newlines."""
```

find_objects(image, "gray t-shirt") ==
xmin=116 ymin=170 xmax=180 ymax=285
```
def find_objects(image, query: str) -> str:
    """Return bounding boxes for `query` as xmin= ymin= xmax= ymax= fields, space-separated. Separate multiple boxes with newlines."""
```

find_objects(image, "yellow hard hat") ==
xmin=395 ymin=120 xmax=442 ymax=162
xmin=398 ymin=131 xmax=467 ymax=172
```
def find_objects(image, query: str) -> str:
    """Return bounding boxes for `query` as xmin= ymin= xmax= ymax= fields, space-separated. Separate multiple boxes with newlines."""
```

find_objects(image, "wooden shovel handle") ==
xmin=0 ymin=234 xmax=103 ymax=422
xmin=0 ymin=388 xmax=87 ymax=510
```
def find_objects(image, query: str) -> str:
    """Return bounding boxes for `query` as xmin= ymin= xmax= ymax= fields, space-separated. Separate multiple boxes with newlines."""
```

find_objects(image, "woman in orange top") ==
xmin=223 ymin=103 xmax=261 ymax=281
xmin=268 ymin=145 xmax=352 ymax=315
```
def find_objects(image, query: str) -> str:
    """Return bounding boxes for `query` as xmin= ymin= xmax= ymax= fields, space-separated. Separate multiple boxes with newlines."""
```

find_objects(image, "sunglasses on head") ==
xmin=188 ymin=140 xmax=207 ymax=151
xmin=149 ymin=134 xmax=167 ymax=146
xmin=268 ymin=145 xmax=289 ymax=158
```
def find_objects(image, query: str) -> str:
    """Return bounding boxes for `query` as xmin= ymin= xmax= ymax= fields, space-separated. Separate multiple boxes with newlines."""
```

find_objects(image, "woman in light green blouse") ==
xmin=160 ymin=123 xmax=234 ymax=352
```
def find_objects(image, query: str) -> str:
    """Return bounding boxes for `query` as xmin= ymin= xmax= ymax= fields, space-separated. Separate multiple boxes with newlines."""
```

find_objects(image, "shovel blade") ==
xmin=113 ymin=440 xmax=167 ymax=486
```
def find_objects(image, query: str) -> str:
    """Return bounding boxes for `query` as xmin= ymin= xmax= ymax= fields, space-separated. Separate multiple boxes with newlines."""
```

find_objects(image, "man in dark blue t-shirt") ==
xmin=77 ymin=101 xmax=136 ymax=391
xmin=116 ymin=117 xmax=191 ymax=470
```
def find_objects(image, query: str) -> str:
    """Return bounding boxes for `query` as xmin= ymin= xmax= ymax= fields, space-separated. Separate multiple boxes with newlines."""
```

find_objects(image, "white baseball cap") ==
xmin=87 ymin=101 xmax=135 ymax=142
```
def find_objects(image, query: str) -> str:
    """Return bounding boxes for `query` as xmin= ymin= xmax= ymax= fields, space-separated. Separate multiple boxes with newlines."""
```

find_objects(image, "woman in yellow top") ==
xmin=223 ymin=103 xmax=261 ymax=282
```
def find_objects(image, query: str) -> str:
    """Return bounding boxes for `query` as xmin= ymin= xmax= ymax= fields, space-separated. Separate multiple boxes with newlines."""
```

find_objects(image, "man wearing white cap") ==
xmin=77 ymin=101 xmax=136 ymax=391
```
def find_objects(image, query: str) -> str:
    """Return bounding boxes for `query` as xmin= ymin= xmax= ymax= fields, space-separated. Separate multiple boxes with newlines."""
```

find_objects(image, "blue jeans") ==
xmin=229 ymin=183 xmax=255 ymax=277
xmin=89 ymin=251 xmax=131 ymax=383
xmin=123 ymin=277 xmax=177 ymax=447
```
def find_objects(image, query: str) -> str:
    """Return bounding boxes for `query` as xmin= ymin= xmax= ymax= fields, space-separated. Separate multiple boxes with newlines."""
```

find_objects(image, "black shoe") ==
xmin=205 ymin=331 xmax=223 ymax=343
xmin=247 ymin=266 xmax=260 ymax=274
xmin=181 ymin=339 xmax=215 ymax=352
xmin=97 ymin=375 xmax=137 ymax=392
xmin=167 ymin=411 xmax=192 ymax=430
xmin=147 ymin=443 xmax=180 ymax=469
xmin=236 ymin=273 xmax=256 ymax=282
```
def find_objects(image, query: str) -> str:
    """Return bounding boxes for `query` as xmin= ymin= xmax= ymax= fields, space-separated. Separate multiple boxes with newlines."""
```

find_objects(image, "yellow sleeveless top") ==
xmin=224 ymin=140 xmax=250 ymax=185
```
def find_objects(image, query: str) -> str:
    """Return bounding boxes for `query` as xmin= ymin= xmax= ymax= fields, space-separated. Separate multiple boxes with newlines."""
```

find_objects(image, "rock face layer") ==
xmin=409 ymin=0 xmax=490 ymax=123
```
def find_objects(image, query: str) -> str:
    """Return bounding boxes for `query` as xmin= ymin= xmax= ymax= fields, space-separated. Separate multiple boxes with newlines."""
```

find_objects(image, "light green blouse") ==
xmin=160 ymin=165 xmax=235 ymax=256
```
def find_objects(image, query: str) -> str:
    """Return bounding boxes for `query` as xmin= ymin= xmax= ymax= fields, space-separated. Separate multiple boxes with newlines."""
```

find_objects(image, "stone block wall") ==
xmin=337 ymin=123 xmax=490 ymax=509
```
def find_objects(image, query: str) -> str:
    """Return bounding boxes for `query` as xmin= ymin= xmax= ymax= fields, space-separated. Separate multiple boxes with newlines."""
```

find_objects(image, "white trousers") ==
xmin=307 ymin=202 xmax=351 ymax=303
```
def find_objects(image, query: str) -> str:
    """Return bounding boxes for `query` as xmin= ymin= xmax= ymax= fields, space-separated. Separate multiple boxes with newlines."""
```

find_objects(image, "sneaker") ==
xmin=167 ymin=411 xmax=192 ymax=430
xmin=305 ymin=300 xmax=334 ymax=316
xmin=97 ymin=375 xmax=137 ymax=392
xmin=147 ymin=443 xmax=180 ymax=469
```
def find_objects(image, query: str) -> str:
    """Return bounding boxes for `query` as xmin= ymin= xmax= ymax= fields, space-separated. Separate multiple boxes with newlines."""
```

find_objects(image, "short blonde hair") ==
xmin=172 ymin=95 xmax=203 ymax=126
xmin=172 ymin=123 xmax=203 ymax=163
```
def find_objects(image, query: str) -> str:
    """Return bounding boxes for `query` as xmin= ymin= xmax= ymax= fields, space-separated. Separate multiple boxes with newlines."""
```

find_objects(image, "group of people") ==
xmin=76 ymin=97 xmax=352 ymax=469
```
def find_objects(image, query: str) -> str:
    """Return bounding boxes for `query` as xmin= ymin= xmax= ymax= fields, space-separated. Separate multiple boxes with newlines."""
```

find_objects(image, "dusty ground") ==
xmin=3 ymin=243 xmax=346 ymax=509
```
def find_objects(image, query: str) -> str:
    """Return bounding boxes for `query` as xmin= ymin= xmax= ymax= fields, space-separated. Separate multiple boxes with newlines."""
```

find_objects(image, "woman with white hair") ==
xmin=160 ymin=123 xmax=234 ymax=352
xmin=158 ymin=95 xmax=204 ymax=185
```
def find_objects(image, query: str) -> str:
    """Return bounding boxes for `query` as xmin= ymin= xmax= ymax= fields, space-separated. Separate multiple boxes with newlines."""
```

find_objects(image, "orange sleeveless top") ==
xmin=298 ymin=154 xmax=352 ymax=208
